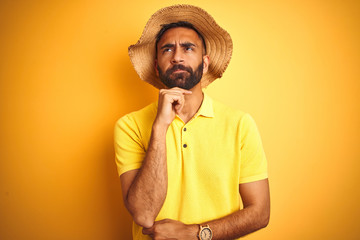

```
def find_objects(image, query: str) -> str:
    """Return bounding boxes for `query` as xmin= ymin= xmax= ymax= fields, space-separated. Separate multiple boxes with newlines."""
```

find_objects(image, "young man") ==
xmin=115 ymin=5 xmax=270 ymax=240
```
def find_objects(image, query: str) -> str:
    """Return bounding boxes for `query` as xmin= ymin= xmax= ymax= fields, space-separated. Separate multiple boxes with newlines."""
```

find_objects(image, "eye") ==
xmin=163 ymin=48 xmax=172 ymax=53
xmin=185 ymin=47 xmax=193 ymax=51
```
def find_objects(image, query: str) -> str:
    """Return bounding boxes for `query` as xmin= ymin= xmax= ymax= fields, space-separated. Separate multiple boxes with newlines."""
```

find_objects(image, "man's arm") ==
xmin=142 ymin=179 xmax=270 ymax=239
xmin=207 ymin=178 xmax=270 ymax=239
xmin=120 ymin=88 xmax=192 ymax=229
xmin=120 ymin=125 xmax=167 ymax=229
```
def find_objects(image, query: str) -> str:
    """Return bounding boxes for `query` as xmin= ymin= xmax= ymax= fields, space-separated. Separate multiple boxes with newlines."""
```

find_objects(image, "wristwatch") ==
xmin=198 ymin=224 xmax=213 ymax=240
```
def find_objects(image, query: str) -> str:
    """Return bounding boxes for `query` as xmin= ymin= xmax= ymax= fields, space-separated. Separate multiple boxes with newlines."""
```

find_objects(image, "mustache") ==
xmin=166 ymin=64 xmax=192 ymax=74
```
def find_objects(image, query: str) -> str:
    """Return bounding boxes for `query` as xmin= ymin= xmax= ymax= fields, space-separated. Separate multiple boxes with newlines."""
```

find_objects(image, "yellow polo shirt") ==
xmin=114 ymin=94 xmax=268 ymax=239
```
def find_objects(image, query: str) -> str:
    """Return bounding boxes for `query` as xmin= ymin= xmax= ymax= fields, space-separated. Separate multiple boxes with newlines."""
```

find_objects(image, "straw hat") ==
xmin=128 ymin=4 xmax=233 ymax=89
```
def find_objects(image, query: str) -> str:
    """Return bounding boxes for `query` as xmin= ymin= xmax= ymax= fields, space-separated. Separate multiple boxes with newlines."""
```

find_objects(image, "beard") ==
xmin=157 ymin=61 xmax=204 ymax=90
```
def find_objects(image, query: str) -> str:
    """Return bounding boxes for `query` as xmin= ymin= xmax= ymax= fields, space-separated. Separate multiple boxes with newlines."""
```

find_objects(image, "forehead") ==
xmin=157 ymin=27 xmax=203 ymax=46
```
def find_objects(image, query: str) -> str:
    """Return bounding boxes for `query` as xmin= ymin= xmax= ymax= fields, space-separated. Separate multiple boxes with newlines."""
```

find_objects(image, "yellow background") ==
xmin=1 ymin=0 xmax=359 ymax=239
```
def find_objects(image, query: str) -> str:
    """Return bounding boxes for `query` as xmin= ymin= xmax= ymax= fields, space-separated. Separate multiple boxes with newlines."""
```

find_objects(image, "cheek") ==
xmin=157 ymin=59 xmax=172 ymax=72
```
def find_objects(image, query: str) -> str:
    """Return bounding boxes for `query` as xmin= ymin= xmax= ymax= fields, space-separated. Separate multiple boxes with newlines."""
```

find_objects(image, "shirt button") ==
xmin=183 ymin=128 xmax=187 ymax=131
xmin=183 ymin=144 xmax=187 ymax=148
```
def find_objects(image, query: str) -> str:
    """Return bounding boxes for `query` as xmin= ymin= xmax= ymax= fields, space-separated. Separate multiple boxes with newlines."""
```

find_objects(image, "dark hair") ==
xmin=155 ymin=21 xmax=207 ymax=56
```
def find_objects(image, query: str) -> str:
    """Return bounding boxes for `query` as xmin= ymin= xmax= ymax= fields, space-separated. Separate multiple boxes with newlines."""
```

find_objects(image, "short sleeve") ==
xmin=114 ymin=115 xmax=145 ymax=176
xmin=239 ymin=114 xmax=268 ymax=184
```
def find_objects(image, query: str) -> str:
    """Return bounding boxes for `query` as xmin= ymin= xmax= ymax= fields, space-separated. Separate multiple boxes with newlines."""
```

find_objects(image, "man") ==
xmin=114 ymin=4 xmax=270 ymax=240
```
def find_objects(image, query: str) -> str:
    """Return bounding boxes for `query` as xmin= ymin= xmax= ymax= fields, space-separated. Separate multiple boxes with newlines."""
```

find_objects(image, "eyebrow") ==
xmin=160 ymin=42 xmax=197 ymax=50
xmin=160 ymin=43 xmax=175 ymax=50
xmin=180 ymin=42 xmax=196 ymax=48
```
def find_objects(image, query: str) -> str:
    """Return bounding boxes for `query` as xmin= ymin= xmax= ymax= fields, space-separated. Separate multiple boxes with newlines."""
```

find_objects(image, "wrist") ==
xmin=198 ymin=224 xmax=213 ymax=240
xmin=152 ymin=119 xmax=170 ymax=133
xmin=185 ymin=224 xmax=199 ymax=240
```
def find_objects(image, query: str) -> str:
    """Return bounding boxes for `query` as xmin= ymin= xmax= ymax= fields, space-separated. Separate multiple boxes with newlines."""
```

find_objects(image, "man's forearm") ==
xmin=205 ymin=204 xmax=270 ymax=239
xmin=202 ymin=179 xmax=270 ymax=239
xmin=143 ymin=205 xmax=270 ymax=240
xmin=143 ymin=179 xmax=270 ymax=239
xmin=125 ymin=123 xmax=168 ymax=228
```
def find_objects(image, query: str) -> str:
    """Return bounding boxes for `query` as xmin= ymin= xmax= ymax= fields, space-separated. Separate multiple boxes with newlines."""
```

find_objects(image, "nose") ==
xmin=171 ymin=47 xmax=184 ymax=64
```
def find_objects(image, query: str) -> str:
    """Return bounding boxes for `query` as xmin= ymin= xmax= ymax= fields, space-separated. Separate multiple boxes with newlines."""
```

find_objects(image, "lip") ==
xmin=172 ymin=69 xmax=188 ymax=73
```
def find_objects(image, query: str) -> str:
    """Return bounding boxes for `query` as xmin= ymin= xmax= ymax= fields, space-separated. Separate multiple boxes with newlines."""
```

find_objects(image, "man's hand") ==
xmin=154 ymin=87 xmax=192 ymax=128
xmin=142 ymin=219 xmax=198 ymax=240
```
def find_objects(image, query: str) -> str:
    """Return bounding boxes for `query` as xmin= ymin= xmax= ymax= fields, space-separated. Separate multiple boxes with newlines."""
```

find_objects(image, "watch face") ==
xmin=200 ymin=227 xmax=212 ymax=240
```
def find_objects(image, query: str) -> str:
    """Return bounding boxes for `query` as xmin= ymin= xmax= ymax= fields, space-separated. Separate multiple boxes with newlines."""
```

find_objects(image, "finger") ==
xmin=159 ymin=90 xmax=190 ymax=104
xmin=160 ymin=88 xmax=184 ymax=95
xmin=173 ymin=95 xmax=185 ymax=110
xmin=174 ymin=102 xmax=184 ymax=115
xmin=165 ymin=93 xmax=183 ymax=104
xmin=170 ymin=87 xmax=192 ymax=95
xmin=160 ymin=218 xmax=173 ymax=223
xmin=142 ymin=227 xmax=152 ymax=235
xmin=182 ymin=90 xmax=192 ymax=95
xmin=160 ymin=88 xmax=183 ymax=97
xmin=174 ymin=103 xmax=182 ymax=113
xmin=164 ymin=87 xmax=192 ymax=95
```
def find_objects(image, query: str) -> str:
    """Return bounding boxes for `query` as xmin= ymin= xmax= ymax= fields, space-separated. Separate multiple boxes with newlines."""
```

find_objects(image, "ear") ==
xmin=154 ymin=59 xmax=159 ymax=77
xmin=202 ymin=55 xmax=210 ymax=74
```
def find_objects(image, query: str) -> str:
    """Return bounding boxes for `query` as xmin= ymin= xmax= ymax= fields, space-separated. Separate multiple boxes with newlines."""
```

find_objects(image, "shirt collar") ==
xmin=196 ymin=93 xmax=214 ymax=118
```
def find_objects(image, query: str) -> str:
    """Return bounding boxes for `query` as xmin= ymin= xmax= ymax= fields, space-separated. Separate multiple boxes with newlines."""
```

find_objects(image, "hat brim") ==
xmin=128 ymin=4 xmax=233 ymax=89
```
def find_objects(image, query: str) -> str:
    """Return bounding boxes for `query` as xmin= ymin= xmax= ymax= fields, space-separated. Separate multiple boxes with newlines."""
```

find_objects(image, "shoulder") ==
xmin=208 ymin=97 xmax=260 ymax=134
xmin=115 ymin=102 xmax=157 ymax=132
xmin=210 ymin=97 xmax=249 ymax=122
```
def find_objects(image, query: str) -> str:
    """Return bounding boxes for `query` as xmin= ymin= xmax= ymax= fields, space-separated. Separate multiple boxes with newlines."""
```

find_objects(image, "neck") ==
xmin=177 ymin=83 xmax=204 ymax=123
